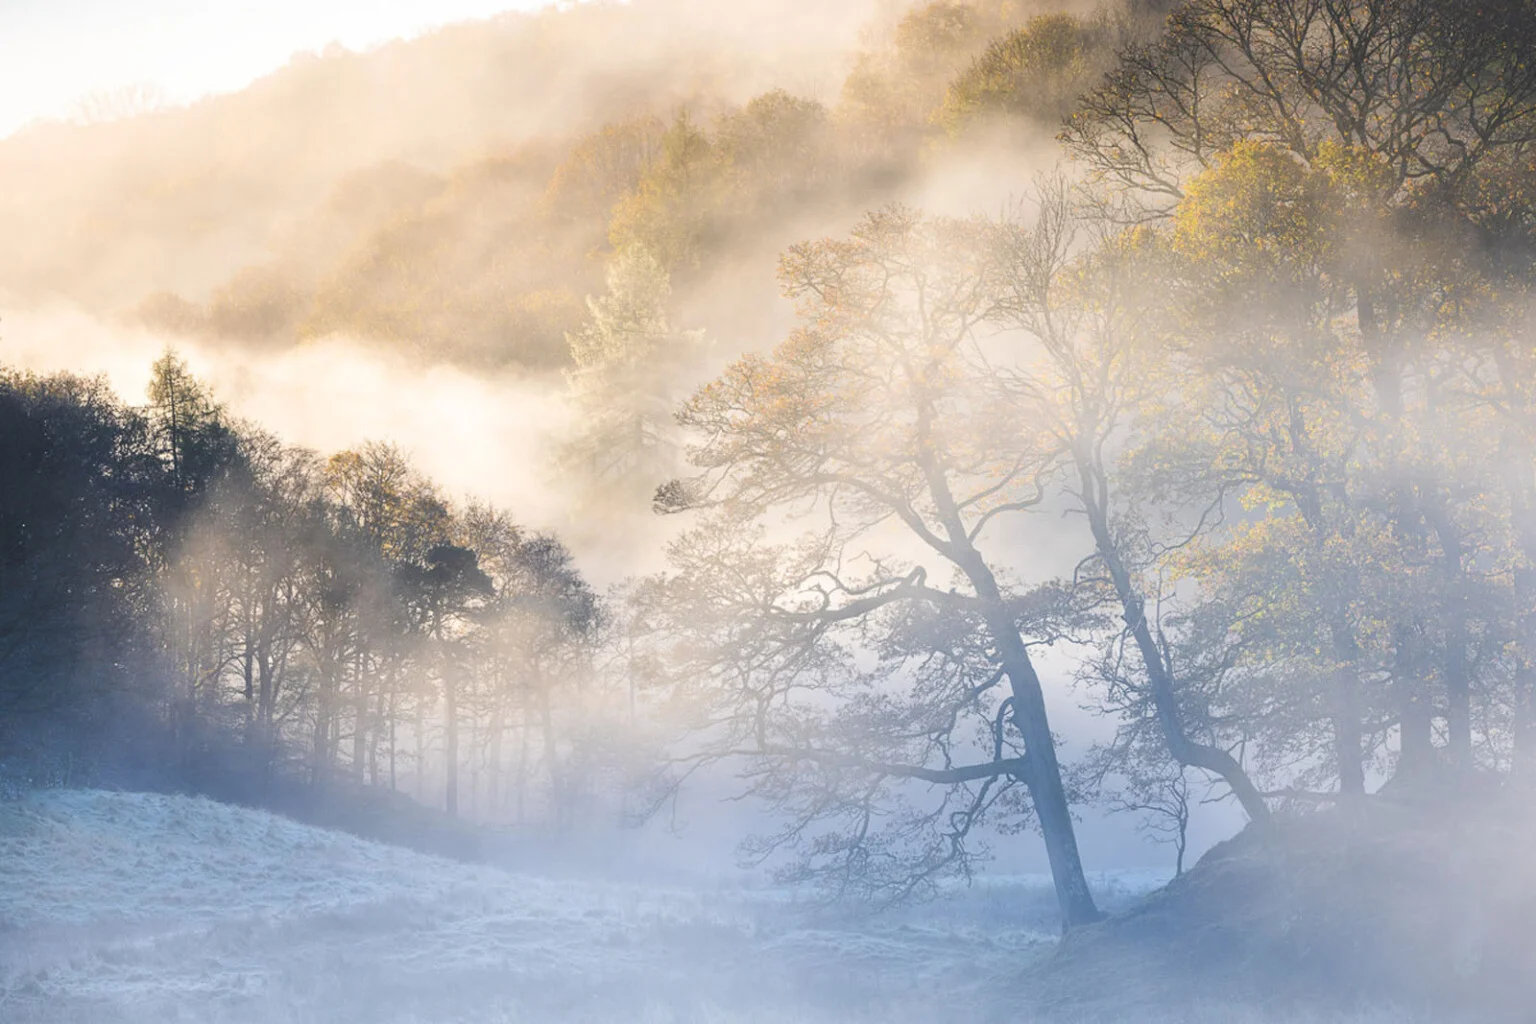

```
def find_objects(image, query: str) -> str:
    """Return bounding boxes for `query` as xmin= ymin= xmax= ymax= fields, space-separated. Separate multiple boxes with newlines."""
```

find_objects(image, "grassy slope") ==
xmin=1020 ymin=789 xmax=1536 ymax=1022
xmin=1 ymin=787 xmax=1482 ymax=1022
xmin=0 ymin=788 xmax=1079 ymax=1023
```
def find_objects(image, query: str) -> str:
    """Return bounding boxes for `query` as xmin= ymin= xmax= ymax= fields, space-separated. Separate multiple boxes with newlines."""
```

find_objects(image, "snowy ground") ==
xmin=0 ymin=790 xmax=1167 ymax=1023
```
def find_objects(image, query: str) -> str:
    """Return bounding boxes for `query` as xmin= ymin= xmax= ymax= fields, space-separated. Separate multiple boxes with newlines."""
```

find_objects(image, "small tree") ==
xmin=1116 ymin=767 xmax=1193 ymax=878
xmin=939 ymin=14 xmax=1118 ymax=136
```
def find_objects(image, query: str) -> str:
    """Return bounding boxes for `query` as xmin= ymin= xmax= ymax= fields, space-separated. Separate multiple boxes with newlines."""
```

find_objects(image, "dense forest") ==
xmin=6 ymin=0 xmax=1536 ymax=958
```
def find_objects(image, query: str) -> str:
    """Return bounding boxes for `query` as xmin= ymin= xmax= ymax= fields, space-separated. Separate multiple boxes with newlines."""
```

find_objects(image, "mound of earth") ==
xmin=1021 ymin=787 xmax=1536 ymax=1022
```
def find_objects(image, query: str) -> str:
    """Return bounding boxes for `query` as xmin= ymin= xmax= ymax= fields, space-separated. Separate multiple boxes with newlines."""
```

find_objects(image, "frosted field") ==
xmin=0 ymin=790 xmax=1165 ymax=1023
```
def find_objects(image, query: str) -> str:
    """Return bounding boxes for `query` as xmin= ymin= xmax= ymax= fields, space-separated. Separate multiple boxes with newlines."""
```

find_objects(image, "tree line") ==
xmin=0 ymin=352 xmax=627 ymax=828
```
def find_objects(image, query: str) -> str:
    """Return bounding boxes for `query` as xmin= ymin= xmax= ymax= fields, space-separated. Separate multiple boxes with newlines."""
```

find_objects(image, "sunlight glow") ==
xmin=0 ymin=0 xmax=563 ymax=137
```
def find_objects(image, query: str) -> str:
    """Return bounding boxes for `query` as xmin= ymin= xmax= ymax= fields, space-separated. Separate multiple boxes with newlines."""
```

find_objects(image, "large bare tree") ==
xmin=654 ymin=207 xmax=1102 ymax=929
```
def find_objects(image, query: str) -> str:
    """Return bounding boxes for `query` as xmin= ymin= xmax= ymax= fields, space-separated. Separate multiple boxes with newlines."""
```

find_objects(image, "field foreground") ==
xmin=0 ymin=789 xmax=1450 ymax=1023
xmin=0 ymin=789 xmax=1132 ymax=1023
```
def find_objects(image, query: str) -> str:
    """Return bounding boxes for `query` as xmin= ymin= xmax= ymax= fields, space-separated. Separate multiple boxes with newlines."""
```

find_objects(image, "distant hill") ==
xmin=0 ymin=0 xmax=1122 ymax=372
xmin=0 ymin=1 xmax=879 ymax=359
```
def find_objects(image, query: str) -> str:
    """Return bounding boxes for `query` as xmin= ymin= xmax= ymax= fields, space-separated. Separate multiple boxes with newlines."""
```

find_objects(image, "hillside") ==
xmin=0 ymin=789 xmax=1160 ymax=1023
xmin=0 ymin=0 xmax=1127 ymax=371
xmin=2 ymin=789 xmax=1478 ymax=1022
xmin=0 ymin=0 xmax=878 ymax=317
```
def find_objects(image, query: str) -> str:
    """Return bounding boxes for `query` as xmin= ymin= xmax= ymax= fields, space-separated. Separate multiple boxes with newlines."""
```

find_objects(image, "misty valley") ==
xmin=3 ymin=0 xmax=1536 ymax=1021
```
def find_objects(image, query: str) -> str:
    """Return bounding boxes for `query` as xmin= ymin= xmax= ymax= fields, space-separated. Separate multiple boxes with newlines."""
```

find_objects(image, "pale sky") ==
xmin=0 ymin=0 xmax=564 ymax=138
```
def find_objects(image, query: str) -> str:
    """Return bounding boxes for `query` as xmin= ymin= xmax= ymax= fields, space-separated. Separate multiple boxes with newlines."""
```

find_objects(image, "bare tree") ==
xmin=988 ymin=178 xmax=1274 ymax=825
xmin=654 ymin=207 xmax=1102 ymax=929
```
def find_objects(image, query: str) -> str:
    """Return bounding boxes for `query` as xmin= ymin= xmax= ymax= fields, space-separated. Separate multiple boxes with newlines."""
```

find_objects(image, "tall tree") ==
xmin=989 ymin=178 xmax=1273 ymax=823
xmin=398 ymin=544 xmax=493 ymax=817
xmin=1067 ymin=0 xmax=1536 ymax=781
xmin=657 ymin=207 xmax=1102 ymax=929
xmin=0 ymin=370 xmax=158 ymax=774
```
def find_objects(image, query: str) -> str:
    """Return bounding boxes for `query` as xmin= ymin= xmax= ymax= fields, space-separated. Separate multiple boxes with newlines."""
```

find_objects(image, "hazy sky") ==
xmin=0 ymin=0 xmax=565 ymax=138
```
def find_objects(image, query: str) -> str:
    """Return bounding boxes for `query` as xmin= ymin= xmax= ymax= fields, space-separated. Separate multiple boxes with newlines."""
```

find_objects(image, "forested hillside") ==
xmin=0 ymin=1 xmax=873 ymax=324
xmin=0 ymin=0 xmax=1150 ymax=368
xmin=7 ymin=6 xmax=1536 ymax=1014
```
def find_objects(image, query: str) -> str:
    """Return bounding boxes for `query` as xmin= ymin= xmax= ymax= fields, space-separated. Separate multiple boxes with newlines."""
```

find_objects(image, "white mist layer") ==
xmin=0 ymin=304 xmax=664 ymax=555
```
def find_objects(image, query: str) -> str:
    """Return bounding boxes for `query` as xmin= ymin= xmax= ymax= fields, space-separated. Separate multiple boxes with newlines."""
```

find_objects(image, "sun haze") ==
xmin=0 ymin=0 xmax=562 ymax=137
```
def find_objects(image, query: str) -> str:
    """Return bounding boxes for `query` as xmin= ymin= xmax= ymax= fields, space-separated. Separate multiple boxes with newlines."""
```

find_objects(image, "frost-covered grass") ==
xmin=0 ymin=790 xmax=1061 ymax=1022
xmin=0 ymin=790 xmax=1399 ymax=1023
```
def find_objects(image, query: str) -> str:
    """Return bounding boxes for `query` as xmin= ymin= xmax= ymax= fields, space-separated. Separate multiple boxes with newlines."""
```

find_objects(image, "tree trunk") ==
xmin=255 ymin=647 xmax=276 ymax=781
xmin=540 ymin=686 xmax=563 ymax=828
xmin=957 ymin=546 xmax=1100 ymax=930
xmin=1423 ymin=503 xmax=1472 ymax=770
xmin=1398 ymin=689 xmax=1435 ymax=780
xmin=241 ymin=632 xmax=254 ymax=727
xmin=1515 ymin=660 xmax=1536 ymax=782
xmin=1323 ymin=608 xmax=1366 ymax=800
xmin=1330 ymin=662 xmax=1367 ymax=799
xmin=444 ymin=662 xmax=459 ymax=818
xmin=352 ymin=648 xmax=370 ymax=782
xmin=487 ymin=699 xmax=506 ymax=820
xmin=992 ymin=621 xmax=1102 ymax=929
xmin=413 ymin=695 xmax=426 ymax=802
xmin=1443 ymin=621 xmax=1471 ymax=771
xmin=1513 ymin=531 xmax=1536 ymax=780
xmin=1391 ymin=626 xmax=1434 ymax=782
xmin=387 ymin=662 xmax=398 ymax=792
xmin=919 ymin=431 xmax=1100 ymax=930
xmin=516 ymin=704 xmax=530 ymax=824
xmin=312 ymin=645 xmax=335 ymax=787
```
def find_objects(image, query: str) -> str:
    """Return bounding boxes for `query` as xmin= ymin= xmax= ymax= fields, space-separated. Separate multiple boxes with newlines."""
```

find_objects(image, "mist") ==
xmin=4 ymin=0 xmax=1536 ymax=1021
